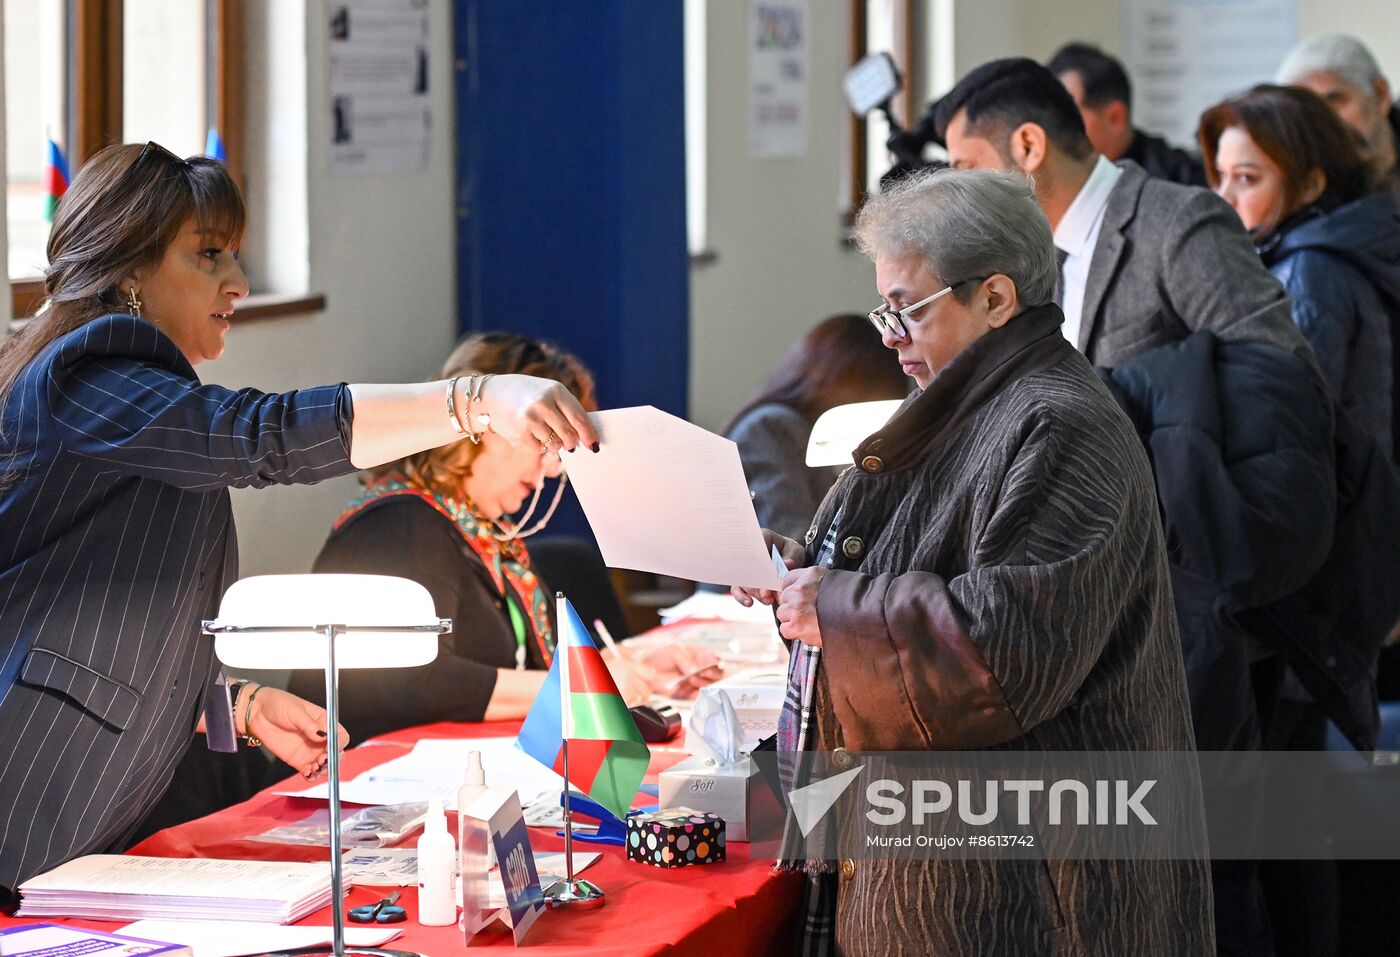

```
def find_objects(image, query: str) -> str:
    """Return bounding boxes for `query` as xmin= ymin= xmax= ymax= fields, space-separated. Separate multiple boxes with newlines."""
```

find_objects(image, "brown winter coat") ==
xmin=806 ymin=304 xmax=1214 ymax=955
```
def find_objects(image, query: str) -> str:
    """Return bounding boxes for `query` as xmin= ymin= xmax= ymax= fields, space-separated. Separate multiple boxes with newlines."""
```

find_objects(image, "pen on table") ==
xmin=593 ymin=618 xmax=623 ymax=656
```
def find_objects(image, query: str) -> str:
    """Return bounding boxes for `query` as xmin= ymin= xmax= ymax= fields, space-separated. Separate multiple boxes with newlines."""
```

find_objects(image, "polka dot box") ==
xmin=626 ymin=807 xmax=726 ymax=868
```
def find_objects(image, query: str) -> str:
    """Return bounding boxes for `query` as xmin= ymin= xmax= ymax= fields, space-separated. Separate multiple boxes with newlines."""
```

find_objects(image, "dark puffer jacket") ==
xmin=1258 ymin=192 xmax=1400 ymax=462
xmin=1099 ymin=333 xmax=1339 ymax=750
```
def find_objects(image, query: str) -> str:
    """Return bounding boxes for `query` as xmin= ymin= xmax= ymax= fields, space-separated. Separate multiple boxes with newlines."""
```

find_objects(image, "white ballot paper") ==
xmin=561 ymin=407 xmax=782 ymax=590
xmin=276 ymin=737 xmax=564 ymax=810
xmin=119 ymin=921 xmax=401 ymax=957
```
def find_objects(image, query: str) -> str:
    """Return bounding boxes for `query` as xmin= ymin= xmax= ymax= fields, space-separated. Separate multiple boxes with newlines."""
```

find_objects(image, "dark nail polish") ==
xmin=317 ymin=730 xmax=328 ymax=737
xmin=590 ymin=442 xmax=600 ymax=453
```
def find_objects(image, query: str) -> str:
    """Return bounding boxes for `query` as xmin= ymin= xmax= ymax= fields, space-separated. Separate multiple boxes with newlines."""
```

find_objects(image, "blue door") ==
xmin=454 ymin=0 xmax=689 ymax=418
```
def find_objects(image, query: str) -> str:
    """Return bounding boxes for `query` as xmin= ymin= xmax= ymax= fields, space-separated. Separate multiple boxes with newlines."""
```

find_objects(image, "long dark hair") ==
xmin=1198 ymin=84 xmax=1374 ymax=214
xmin=722 ymin=314 xmax=909 ymax=435
xmin=0 ymin=143 xmax=245 ymax=421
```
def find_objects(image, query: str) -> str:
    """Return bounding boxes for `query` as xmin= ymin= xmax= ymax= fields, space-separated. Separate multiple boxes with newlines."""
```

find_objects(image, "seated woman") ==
xmin=290 ymin=333 xmax=712 ymax=744
xmin=1200 ymin=83 xmax=1400 ymax=460
xmin=722 ymin=314 xmax=909 ymax=542
xmin=735 ymin=169 xmax=1209 ymax=955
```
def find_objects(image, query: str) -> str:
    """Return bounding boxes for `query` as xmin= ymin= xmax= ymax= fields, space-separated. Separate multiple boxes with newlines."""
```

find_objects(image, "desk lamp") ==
xmin=205 ymin=574 xmax=450 ymax=957
xmin=804 ymin=399 xmax=904 ymax=467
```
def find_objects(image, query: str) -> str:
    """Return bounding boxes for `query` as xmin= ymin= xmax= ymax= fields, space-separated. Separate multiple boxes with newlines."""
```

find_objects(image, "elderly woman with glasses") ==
xmin=734 ymin=168 xmax=1210 ymax=956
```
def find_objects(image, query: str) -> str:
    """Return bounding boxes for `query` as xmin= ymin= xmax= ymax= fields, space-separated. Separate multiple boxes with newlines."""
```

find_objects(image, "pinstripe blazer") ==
xmin=0 ymin=314 xmax=354 ymax=891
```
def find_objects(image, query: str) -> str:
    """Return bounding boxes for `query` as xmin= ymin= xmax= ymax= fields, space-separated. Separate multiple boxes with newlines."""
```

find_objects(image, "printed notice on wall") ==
xmin=1122 ymin=0 xmax=1297 ymax=149
xmin=328 ymin=0 xmax=431 ymax=175
xmin=747 ymin=0 xmax=808 ymax=159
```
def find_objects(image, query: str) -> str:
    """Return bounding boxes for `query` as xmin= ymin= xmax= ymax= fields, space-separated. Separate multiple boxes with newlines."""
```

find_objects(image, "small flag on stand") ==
xmin=517 ymin=596 xmax=648 ymax=820
xmin=43 ymin=138 xmax=69 ymax=223
xmin=205 ymin=128 xmax=226 ymax=163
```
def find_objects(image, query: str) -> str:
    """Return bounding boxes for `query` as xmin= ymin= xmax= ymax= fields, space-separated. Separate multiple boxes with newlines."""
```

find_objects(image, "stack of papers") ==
xmin=17 ymin=857 xmax=334 ymax=924
xmin=117 ymin=921 xmax=402 ymax=957
xmin=276 ymin=737 xmax=564 ymax=810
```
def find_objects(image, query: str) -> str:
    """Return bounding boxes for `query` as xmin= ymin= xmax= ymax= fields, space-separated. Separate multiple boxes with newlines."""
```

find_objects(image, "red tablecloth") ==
xmin=1 ymin=721 xmax=801 ymax=955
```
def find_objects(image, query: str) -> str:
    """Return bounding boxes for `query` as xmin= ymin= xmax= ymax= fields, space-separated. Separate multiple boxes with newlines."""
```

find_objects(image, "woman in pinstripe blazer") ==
xmin=0 ymin=143 xmax=599 ymax=901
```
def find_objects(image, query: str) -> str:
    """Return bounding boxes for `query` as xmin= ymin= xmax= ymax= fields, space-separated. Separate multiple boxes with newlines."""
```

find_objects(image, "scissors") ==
xmin=348 ymin=890 xmax=407 ymax=924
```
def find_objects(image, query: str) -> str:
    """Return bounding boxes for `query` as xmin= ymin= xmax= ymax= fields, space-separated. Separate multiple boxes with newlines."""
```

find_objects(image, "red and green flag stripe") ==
xmin=516 ymin=597 xmax=648 ymax=820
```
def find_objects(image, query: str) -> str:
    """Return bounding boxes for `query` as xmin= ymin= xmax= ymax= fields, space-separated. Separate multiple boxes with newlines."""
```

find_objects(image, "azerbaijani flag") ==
xmin=517 ymin=595 xmax=648 ymax=820
xmin=205 ymin=128 xmax=226 ymax=163
xmin=43 ymin=138 xmax=69 ymax=223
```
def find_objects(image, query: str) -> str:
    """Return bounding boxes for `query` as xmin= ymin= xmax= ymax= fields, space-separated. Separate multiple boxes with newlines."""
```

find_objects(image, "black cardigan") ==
xmin=287 ymin=496 xmax=549 ymax=744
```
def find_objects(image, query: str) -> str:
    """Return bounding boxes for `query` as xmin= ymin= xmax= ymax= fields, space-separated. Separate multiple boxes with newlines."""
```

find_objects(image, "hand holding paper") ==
xmin=732 ymin=531 xmax=804 ymax=608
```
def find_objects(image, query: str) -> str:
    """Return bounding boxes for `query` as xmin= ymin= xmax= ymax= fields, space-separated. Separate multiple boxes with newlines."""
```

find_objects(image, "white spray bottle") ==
xmin=417 ymin=797 xmax=456 ymax=926
xmin=457 ymin=750 xmax=494 ymax=869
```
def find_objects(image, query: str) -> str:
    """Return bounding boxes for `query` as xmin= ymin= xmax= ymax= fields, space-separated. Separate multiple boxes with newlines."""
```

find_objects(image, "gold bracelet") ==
xmin=445 ymin=376 xmax=466 ymax=435
xmin=242 ymin=684 xmax=265 ymax=748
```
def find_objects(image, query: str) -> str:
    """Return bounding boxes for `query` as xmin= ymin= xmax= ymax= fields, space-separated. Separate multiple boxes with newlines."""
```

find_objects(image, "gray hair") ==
xmin=1276 ymin=34 xmax=1384 ymax=91
xmin=853 ymin=167 xmax=1057 ymax=307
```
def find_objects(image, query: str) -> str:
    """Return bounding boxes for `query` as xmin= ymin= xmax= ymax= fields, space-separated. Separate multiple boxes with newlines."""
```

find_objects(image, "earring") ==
xmin=126 ymin=287 xmax=142 ymax=318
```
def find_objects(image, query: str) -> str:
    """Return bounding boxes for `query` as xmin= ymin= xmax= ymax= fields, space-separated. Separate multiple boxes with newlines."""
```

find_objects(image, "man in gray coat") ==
xmin=933 ymin=57 xmax=1315 ymax=371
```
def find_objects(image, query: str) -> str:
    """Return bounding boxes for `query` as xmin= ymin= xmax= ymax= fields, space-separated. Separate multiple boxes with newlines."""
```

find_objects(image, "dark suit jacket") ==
xmin=0 ymin=315 xmax=354 ymax=891
xmin=1080 ymin=161 xmax=1315 ymax=372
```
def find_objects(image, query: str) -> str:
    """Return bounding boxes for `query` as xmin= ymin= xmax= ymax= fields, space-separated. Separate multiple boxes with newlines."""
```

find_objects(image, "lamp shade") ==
xmin=205 ymin=574 xmax=446 ymax=671
xmin=805 ymin=399 xmax=904 ymax=467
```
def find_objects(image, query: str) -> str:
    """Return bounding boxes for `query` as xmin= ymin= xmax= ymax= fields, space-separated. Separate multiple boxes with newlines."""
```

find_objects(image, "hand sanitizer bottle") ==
xmin=417 ymin=797 xmax=456 ymax=926
xmin=457 ymin=751 xmax=494 ymax=870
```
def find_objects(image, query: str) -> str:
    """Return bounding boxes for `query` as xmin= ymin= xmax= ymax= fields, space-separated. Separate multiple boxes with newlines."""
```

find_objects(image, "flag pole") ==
xmin=559 ymin=592 xmax=576 ymax=882
xmin=543 ymin=592 xmax=606 ymax=910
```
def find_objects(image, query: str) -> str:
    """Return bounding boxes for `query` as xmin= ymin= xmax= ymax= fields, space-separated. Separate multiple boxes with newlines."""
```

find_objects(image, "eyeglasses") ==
xmin=867 ymin=276 xmax=987 ymax=339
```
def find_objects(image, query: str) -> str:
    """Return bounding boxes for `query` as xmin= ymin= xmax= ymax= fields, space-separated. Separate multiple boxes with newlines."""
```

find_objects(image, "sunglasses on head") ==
xmin=125 ymin=141 xmax=192 ymax=181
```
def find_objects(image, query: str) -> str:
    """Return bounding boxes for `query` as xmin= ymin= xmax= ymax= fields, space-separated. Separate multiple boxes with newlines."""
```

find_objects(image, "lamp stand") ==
xmin=542 ymin=738 xmax=605 ymax=909
xmin=266 ymin=624 xmax=423 ymax=957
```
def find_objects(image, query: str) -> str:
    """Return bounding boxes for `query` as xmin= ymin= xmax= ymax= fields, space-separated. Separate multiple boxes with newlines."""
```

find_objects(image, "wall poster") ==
xmin=328 ymin=0 xmax=432 ymax=175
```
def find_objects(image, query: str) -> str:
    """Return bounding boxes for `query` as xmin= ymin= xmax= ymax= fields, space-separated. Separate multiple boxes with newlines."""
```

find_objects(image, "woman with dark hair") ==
xmin=0 ymin=143 xmax=597 ymax=899
xmin=1200 ymin=83 xmax=1400 ymax=459
xmin=722 ymin=314 xmax=909 ymax=541
xmin=289 ymin=333 xmax=715 ymax=742
xmin=1202 ymin=85 xmax=1400 ymax=956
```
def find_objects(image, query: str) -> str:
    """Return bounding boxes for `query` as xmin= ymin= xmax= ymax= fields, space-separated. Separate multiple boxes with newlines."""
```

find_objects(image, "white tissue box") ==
xmin=702 ymin=669 xmax=787 ymax=751
xmin=658 ymin=756 xmax=760 ymax=841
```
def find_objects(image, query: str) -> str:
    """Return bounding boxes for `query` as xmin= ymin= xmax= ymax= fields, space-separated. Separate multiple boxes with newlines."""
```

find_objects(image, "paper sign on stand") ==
xmin=460 ymin=785 xmax=545 ymax=945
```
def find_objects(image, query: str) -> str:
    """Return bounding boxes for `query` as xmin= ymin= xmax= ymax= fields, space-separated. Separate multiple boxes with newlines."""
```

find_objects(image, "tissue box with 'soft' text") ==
xmin=659 ymin=756 xmax=761 ymax=842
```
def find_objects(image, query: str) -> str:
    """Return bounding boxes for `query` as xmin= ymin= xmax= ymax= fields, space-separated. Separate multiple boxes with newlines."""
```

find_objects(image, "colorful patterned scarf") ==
xmin=334 ymin=475 xmax=557 ymax=666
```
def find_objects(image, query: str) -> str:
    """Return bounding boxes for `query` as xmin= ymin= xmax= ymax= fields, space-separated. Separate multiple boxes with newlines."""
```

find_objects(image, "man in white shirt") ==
xmin=1050 ymin=154 xmax=1120 ymax=348
xmin=931 ymin=57 xmax=1311 ymax=372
